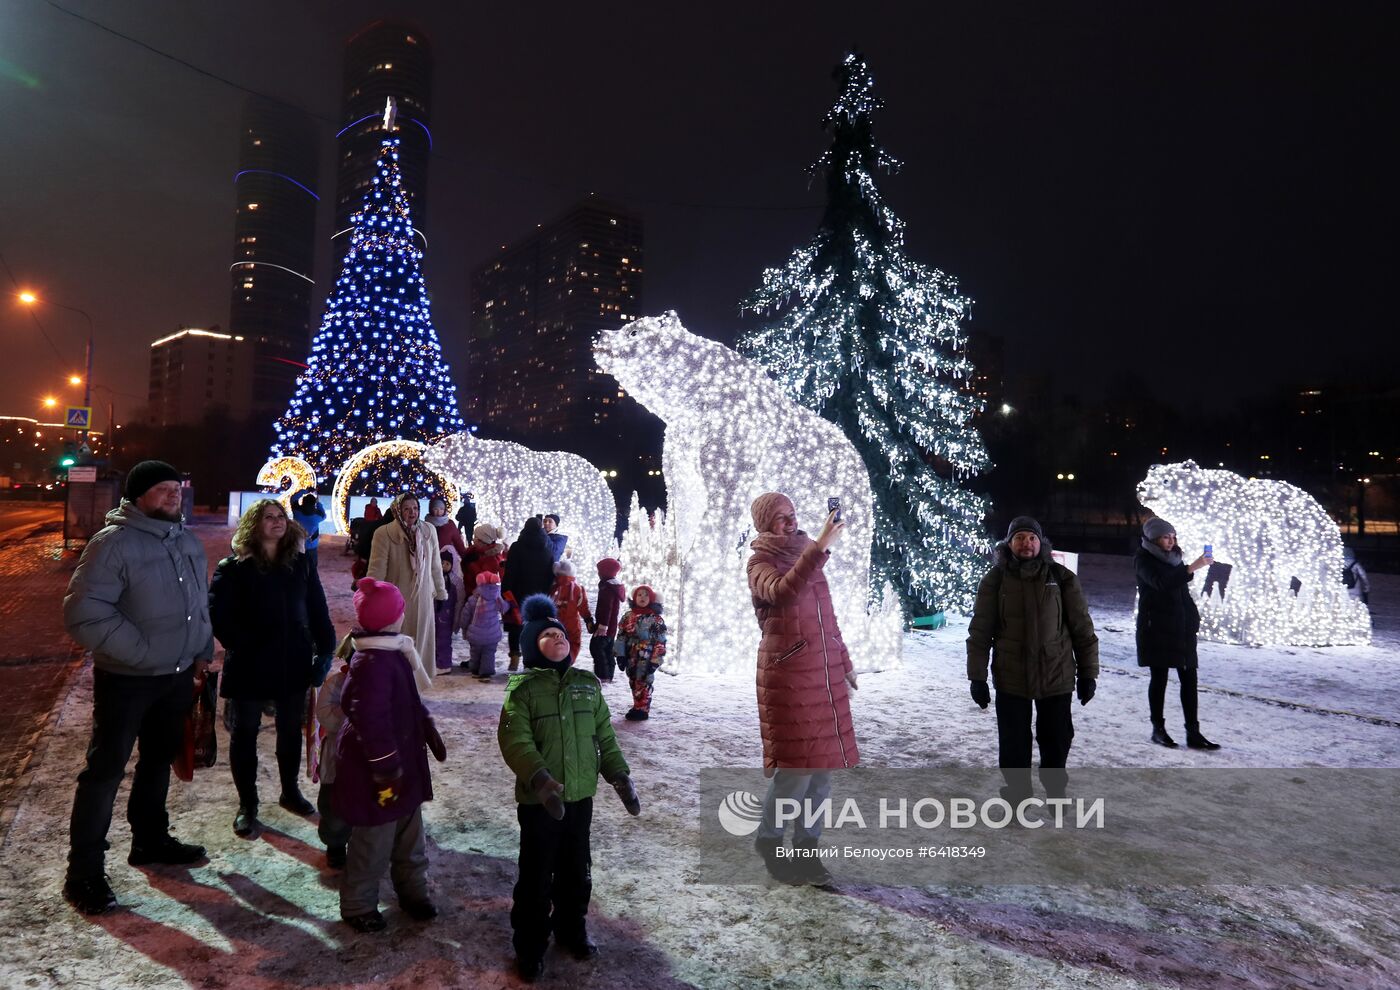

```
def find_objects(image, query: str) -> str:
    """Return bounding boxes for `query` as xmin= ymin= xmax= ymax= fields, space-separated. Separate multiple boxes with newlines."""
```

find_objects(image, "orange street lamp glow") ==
xmin=68 ymin=375 xmax=82 ymax=386
xmin=19 ymin=291 xmax=38 ymax=305
xmin=42 ymin=396 xmax=57 ymax=408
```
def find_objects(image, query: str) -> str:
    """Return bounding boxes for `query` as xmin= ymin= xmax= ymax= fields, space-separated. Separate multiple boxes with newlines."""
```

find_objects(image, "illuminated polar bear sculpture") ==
xmin=422 ymin=432 xmax=617 ymax=578
xmin=1137 ymin=460 xmax=1371 ymax=646
xmin=594 ymin=312 xmax=904 ymax=674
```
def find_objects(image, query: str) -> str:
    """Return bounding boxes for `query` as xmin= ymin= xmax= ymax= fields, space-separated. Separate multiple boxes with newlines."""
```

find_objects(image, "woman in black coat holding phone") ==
xmin=1135 ymin=517 xmax=1220 ymax=751
xmin=210 ymin=499 xmax=337 ymax=838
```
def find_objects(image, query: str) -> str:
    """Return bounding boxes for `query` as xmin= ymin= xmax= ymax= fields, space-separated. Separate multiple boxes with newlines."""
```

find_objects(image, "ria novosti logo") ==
xmin=716 ymin=790 xmax=763 ymax=836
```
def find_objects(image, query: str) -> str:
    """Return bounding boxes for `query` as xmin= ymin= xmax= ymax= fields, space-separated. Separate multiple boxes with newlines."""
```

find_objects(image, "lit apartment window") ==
xmin=247 ymin=203 xmax=259 ymax=210
xmin=609 ymin=218 xmax=618 ymax=225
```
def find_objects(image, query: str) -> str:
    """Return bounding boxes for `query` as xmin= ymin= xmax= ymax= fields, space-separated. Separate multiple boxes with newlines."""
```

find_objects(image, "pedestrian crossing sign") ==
xmin=65 ymin=406 xmax=91 ymax=429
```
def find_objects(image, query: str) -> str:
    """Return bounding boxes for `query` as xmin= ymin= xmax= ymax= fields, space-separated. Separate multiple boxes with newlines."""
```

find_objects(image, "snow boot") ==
xmin=279 ymin=790 xmax=316 ymax=817
xmin=516 ymin=954 xmax=545 ymax=982
xmin=234 ymin=805 xmax=261 ymax=838
xmin=754 ymin=836 xmax=803 ymax=885
xmin=63 ymin=874 xmax=118 ymax=915
xmin=792 ymin=838 xmax=835 ymax=888
xmin=343 ymin=910 xmax=386 ymax=933
xmin=1185 ymin=722 xmax=1220 ymax=750
xmin=508 ymin=653 xmax=520 ymax=672
xmin=400 ymin=897 xmax=439 ymax=921
xmin=1150 ymin=722 xmax=1178 ymax=748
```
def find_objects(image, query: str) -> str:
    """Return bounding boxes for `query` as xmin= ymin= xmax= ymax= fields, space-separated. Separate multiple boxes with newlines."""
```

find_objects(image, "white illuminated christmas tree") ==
xmin=739 ymin=51 xmax=992 ymax=615
xmin=270 ymin=100 xmax=464 ymax=490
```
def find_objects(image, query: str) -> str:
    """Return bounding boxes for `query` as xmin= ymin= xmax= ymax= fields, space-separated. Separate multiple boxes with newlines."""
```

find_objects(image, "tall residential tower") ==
xmin=333 ymin=21 xmax=433 ymax=268
xmin=466 ymin=199 xmax=660 ymax=483
xmin=228 ymin=96 xmax=319 ymax=411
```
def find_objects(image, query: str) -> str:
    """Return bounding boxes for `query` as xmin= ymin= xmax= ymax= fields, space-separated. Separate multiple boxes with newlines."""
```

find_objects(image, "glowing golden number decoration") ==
xmin=256 ymin=456 xmax=318 ymax=515
xmin=331 ymin=440 xmax=460 ymax=535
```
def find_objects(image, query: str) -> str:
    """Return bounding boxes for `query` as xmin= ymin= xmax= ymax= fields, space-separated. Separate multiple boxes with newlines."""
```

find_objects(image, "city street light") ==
xmin=18 ymin=291 xmax=95 ymax=441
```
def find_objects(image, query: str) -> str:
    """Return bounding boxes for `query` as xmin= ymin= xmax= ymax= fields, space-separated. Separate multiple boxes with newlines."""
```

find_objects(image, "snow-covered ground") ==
xmin=3 ymin=535 xmax=1398 ymax=989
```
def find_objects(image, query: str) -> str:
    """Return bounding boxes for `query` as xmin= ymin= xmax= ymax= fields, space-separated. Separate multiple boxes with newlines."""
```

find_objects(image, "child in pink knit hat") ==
xmin=335 ymin=577 xmax=446 ymax=932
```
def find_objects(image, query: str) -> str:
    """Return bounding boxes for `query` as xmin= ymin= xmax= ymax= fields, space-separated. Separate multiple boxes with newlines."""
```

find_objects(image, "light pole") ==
xmin=19 ymin=291 xmax=95 ymax=444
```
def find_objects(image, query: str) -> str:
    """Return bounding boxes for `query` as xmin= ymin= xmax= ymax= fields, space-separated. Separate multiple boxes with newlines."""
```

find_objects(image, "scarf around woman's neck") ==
xmin=750 ymin=530 xmax=813 ymax=567
xmin=1141 ymin=537 xmax=1184 ymax=567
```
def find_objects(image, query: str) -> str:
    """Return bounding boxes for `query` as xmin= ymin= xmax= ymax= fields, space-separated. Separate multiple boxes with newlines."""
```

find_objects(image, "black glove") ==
xmin=612 ymin=774 xmax=641 ymax=816
xmin=310 ymin=653 xmax=334 ymax=688
xmin=531 ymin=769 xmax=566 ymax=821
xmin=969 ymin=680 xmax=990 ymax=710
xmin=424 ymin=719 xmax=447 ymax=762
xmin=1077 ymin=677 xmax=1096 ymax=706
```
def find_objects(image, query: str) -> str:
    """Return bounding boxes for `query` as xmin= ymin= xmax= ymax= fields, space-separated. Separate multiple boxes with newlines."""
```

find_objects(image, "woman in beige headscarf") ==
xmin=367 ymin=493 xmax=447 ymax=677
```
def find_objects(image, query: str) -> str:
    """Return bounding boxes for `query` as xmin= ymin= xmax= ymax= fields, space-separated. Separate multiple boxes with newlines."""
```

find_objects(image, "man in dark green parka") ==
xmin=967 ymin=517 xmax=1099 ymax=802
xmin=499 ymin=594 xmax=641 ymax=982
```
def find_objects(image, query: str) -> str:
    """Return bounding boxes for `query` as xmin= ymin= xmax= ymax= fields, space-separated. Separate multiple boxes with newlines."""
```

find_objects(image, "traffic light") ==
xmin=59 ymin=442 xmax=77 ymax=470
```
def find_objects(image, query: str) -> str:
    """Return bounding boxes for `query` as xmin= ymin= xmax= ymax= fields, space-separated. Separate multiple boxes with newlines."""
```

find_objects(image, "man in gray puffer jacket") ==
xmin=61 ymin=461 xmax=214 ymax=915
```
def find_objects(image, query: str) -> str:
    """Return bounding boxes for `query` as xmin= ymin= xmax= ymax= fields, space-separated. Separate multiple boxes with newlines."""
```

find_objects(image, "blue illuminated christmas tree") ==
xmin=739 ymin=52 xmax=991 ymax=616
xmin=271 ymin=104 xmax=464 ymax=489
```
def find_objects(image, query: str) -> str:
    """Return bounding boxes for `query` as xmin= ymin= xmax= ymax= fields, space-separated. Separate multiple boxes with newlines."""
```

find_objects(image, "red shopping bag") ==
xmin=174 ymin=670 xmax=218 ymax=782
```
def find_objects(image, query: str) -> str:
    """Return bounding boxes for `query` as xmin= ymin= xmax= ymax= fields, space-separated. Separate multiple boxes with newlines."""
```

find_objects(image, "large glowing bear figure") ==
xmin=594 ymin=312 xmax=904 ymax=674
xmin=1137 ymin=460 xmax=1370 ymax=646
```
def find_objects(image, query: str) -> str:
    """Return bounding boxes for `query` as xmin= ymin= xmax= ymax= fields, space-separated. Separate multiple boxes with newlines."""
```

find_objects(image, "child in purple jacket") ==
xmin=463 ymin=570 xmax=509 ymax=680
xmin=335 ymin=577 xmax=447 ymax=932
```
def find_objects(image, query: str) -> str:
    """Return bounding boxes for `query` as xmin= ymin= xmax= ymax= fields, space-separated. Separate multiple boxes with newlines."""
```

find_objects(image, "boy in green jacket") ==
xmin=499 ymin=594 xmax=641 ymax=982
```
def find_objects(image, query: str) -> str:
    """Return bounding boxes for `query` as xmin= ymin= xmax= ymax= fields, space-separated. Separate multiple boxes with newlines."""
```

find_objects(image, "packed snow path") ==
xmin=3 ymin=532 xmax=1397 ymax=989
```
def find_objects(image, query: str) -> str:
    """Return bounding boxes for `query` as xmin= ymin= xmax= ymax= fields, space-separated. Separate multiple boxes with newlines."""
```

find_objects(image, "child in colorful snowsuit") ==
xmin=464 ymin=571 xmax=510 ymax=679
xmin=551 ymin=559 xmax=594 ymax=662
xmin=335 ymin=577 xmax=447 ymax=932
xmin=313 ymin=659 xmax=353 ymax=868
xmin=616 ymin=585 xmax=667 ymax=720
xmin=498 ymin=595 xmax=641 ymax=981
xmin=589 ymin=558 xmax=626 ymax=683
xmin=433 ymin=549 xmax=464 ymax=674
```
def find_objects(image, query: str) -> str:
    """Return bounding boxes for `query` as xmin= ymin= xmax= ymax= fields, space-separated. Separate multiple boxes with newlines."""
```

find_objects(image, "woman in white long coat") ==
xmin=367 ymin=493 xmax=447 ymax=676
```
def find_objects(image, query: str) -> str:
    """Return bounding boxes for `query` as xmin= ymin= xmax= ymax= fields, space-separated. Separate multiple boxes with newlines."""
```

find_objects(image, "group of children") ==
xmin=430 ymin=537 xmax=669 ymax=721
xmin=310 ymin=535 xmax=662 ymax=981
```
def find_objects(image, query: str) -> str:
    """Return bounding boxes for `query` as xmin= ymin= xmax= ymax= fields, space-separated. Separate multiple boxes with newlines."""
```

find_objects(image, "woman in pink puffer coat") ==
xmin=746 ymin=492 xmax=859 ymax=886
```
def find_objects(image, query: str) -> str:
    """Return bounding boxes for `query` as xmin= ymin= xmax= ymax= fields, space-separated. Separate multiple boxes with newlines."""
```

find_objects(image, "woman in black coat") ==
xmin=1135 ymin=517 xmax=1219 ymax=750
xmin=210 ymin=499 xmax=337 ymax=838
xmin=501 ymin=516 xmax=556 ymax=670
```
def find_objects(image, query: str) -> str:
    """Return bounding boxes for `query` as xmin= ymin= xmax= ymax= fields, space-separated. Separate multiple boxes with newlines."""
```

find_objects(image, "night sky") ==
xmin=1 ymin=1 xmax=1394 ymax=425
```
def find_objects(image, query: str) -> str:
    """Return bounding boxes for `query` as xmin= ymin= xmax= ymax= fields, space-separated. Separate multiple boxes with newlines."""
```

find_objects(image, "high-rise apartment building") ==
xmin=333 ymin=21 xmax=432 ymax=268
xmin=228 ymin=96 xmax=320 ymax=412
xmin=147 ymin=328 xmax=254 ymax=429
xmin=465 ymin=200 xmax=658 ymax=474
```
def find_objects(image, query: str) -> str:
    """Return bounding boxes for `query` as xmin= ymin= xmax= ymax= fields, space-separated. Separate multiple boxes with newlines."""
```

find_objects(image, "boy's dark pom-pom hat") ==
xmin=520 ymin=594 xmax=569 ymax=668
